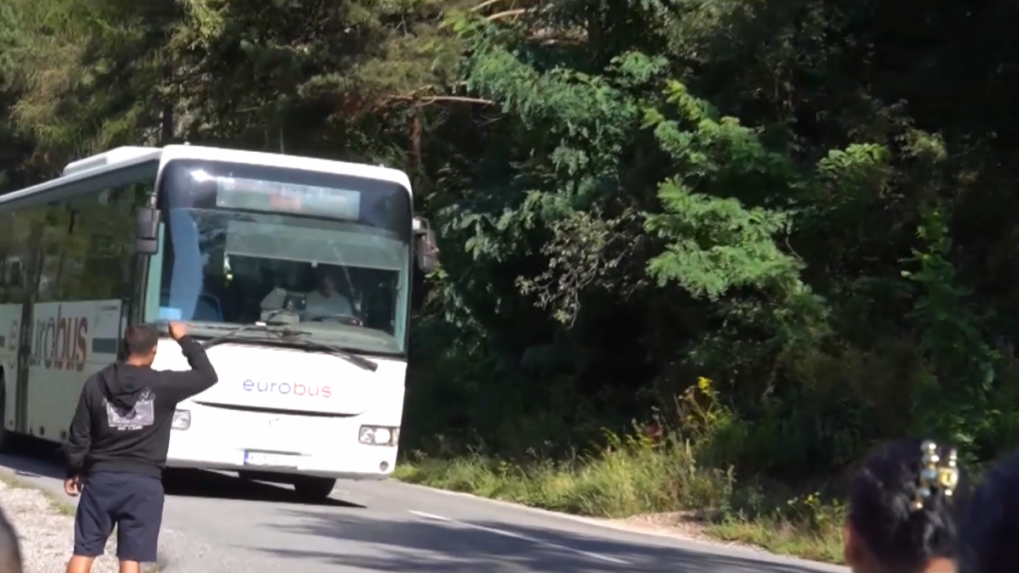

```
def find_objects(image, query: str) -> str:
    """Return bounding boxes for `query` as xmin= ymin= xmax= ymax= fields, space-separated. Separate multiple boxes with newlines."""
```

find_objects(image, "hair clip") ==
xmin=911 ymin=440 xmax=959 ymax=511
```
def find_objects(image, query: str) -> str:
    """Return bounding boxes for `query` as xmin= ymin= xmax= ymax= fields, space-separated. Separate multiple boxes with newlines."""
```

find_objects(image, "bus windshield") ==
xmin=148 ymin=159 xmax=412 ymax=355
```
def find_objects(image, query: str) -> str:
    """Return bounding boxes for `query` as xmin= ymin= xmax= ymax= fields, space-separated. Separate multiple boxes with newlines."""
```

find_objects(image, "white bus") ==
xmin=0 ymin=145 xmax=436 ymax=499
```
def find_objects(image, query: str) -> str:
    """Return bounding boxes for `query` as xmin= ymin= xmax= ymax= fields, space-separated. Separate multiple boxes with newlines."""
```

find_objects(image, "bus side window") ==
xmin=0 ymin=214 xmax=14 ymax=301
xmin=34 ymin=204 xmax=69 ymax=302
xmin=7 ymin=260 xmax=21 ymax=289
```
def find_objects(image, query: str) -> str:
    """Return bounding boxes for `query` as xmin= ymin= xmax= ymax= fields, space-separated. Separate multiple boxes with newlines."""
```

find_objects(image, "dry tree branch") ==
xmin=373 ymin=93 xmax=494 ymax=110
xmin=387 ymin=95 xmax=494 ymax=107
xmin=487 ymin=9 xmax=526 ymax=21
xmin=410 ymin=95 xmax=494 ymax=106
xmin=374 ymin=83 xmax=494 ymax=108
xmin=471 ymin=0 xmax=509 ymax=11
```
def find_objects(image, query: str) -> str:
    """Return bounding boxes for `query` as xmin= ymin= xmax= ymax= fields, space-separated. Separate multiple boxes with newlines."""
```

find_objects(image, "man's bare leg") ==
xmin=118 ymin=559 xmax=141 ymax=573
xmin=66 ymin=555 xmax=94 ymax=573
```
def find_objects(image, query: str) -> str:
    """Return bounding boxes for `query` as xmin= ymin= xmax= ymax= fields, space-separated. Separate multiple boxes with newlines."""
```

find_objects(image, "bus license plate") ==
xmin=244 ymin=451 xmax=299 ymax=467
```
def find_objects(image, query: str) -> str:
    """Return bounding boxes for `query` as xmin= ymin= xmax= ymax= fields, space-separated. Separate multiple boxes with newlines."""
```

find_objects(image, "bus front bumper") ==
xmin=165 ymin=428 xmax=398 ymax=481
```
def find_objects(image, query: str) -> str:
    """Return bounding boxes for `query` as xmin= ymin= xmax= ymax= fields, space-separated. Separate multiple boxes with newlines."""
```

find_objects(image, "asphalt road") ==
xmin=0 ymin=442 xmax=845 ymax=573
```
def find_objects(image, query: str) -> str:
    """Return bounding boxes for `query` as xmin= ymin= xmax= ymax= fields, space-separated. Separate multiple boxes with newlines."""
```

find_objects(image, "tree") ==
xmin=5 ymin=0 xmax=1019 ymax=479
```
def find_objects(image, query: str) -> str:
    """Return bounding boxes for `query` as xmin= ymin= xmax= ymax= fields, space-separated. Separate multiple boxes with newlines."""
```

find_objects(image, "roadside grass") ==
xmin=393 ymin=437 xmax=846 ymax=564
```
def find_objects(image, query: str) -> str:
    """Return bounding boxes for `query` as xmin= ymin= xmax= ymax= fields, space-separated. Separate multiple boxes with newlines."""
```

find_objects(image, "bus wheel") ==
xmin=293 ymin=476 xmax=336 ymax=501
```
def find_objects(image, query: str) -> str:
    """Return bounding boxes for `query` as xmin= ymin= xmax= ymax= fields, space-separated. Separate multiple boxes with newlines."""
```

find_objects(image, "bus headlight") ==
xmin=172 ymin=410 xmax=191 ymax=430
xmin=359 ymin=425 xmax=398 ymax=446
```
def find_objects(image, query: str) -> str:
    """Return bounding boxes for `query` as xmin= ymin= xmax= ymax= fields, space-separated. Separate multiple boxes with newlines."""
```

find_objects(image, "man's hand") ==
xmin=168 ymin=321 xmax=188 ymax=341
xmin=64 ymin=476 xmax=81 ymax=496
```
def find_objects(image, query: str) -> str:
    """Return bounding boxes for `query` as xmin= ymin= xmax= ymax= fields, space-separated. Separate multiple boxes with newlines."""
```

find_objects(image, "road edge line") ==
xmin=393 ymin=481 xmax=848 ymax=572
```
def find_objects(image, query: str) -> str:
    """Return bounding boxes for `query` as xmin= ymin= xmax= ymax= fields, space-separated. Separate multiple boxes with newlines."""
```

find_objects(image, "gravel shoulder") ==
xmin=604 ymin=511 xmax=762 ymax=550
xmin=0 ymin=477 xmax=122 ymax=573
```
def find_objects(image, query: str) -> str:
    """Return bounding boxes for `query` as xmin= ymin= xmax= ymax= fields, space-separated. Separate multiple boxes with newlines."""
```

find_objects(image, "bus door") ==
xmin=0 ymin=256 xmax=24 ymax=433
xmin=14 ymin=222 xmax=45 ymax=433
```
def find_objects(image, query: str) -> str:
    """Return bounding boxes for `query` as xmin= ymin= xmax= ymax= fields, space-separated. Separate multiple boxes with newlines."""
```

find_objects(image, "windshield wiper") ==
xmin=200 ymin=323 xmax=309 ymax=349
xmin=199 ymin=318 xmax=378 ymax=372
xmin=278 ymin=336 xmax=379 ymax=372
xmin=169 ymin=311 xmax=378 ymax=372
xmin=198 ymin=310 xmax=305 ymax=348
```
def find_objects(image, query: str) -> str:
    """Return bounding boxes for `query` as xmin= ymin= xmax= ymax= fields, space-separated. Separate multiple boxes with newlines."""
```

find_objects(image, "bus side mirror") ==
xmin=135 ymin=206 xmax=161 ymax=255
xmin=413 ymin=217 xmax=438 ymax=272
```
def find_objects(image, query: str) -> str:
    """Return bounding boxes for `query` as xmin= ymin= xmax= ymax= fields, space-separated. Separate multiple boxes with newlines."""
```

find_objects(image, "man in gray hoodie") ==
xmin=63 ymin=322 xmax=218 ymax=573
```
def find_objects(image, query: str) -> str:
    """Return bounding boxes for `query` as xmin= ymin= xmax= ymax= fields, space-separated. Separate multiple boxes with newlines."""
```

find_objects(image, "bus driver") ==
xmin=304 ymin=266 xmax=356 ymax=321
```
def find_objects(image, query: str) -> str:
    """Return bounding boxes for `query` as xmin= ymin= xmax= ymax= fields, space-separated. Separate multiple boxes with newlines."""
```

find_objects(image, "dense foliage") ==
xmin=3 ymin=0 xmax=1019 ymax=486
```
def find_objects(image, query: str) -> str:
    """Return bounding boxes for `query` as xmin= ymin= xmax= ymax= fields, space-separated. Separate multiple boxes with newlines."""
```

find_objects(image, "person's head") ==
xmin=845 ymin=438 xmax=962 ymax=573
xmin=0 ymin=506 xmax=22 ymax=573
xmin=123 ymin=324 xmax=159 ymax=367
xmin=316 ymin=267 xmax=337 ymax=295
xmin=957 ymin=447 xmax=1019 ymax=573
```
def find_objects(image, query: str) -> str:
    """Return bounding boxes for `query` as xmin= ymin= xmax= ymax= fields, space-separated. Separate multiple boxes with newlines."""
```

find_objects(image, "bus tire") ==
xmin=293 ymin=476 xmax=336 ymax=501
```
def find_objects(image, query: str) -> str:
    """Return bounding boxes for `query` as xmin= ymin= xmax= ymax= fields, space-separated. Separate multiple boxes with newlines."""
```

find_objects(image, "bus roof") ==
xmin=0 ymin=145 xmax=412 ymax=207
xmin=62 ymin=146 xmax=161 ymax=176
xmin=159 ymin=145 xmax=413 ymax=191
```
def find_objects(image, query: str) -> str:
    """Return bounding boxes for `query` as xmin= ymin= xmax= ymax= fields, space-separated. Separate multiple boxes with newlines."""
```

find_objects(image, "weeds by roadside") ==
xmin=394 ymin=439 xmax=846 ymax=563
xmin=395 ymin=378 xmax=848 ymax=564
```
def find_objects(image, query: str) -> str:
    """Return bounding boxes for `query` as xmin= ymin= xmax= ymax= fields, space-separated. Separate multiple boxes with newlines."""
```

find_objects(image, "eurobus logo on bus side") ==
xmin=31 ymin=305 xmax=88 ymax=371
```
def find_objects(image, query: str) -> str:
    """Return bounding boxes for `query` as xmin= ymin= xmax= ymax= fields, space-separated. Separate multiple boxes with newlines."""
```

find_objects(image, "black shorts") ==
xmin=73 ymin=472 xmax=164 ymax=562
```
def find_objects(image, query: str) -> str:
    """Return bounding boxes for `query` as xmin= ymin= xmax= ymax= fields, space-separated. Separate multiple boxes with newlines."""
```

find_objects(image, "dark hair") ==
xmin=0 ymin=506 xmax=22 ymax=573
xmin=317 ymin=266 xmax=340 ymax=280
xmin=124 ymin=324 xmax=159 ymax=357
xmin=957 ymin=447 xmax=1019 ymax=573
xmin=848 ymin=437 xmax=963 ymax=572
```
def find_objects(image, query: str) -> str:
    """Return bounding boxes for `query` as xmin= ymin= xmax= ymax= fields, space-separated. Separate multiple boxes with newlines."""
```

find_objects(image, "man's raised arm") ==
xmin=156 ymin=322 xmax=219 ymax=403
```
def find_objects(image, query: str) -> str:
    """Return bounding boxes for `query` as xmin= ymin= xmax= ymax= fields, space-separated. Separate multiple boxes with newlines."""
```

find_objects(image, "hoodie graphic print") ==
xmin=104 ymin=390 xmax=156 ymax=430
xmin=100 ymin=363 xmax=157 ymax=431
